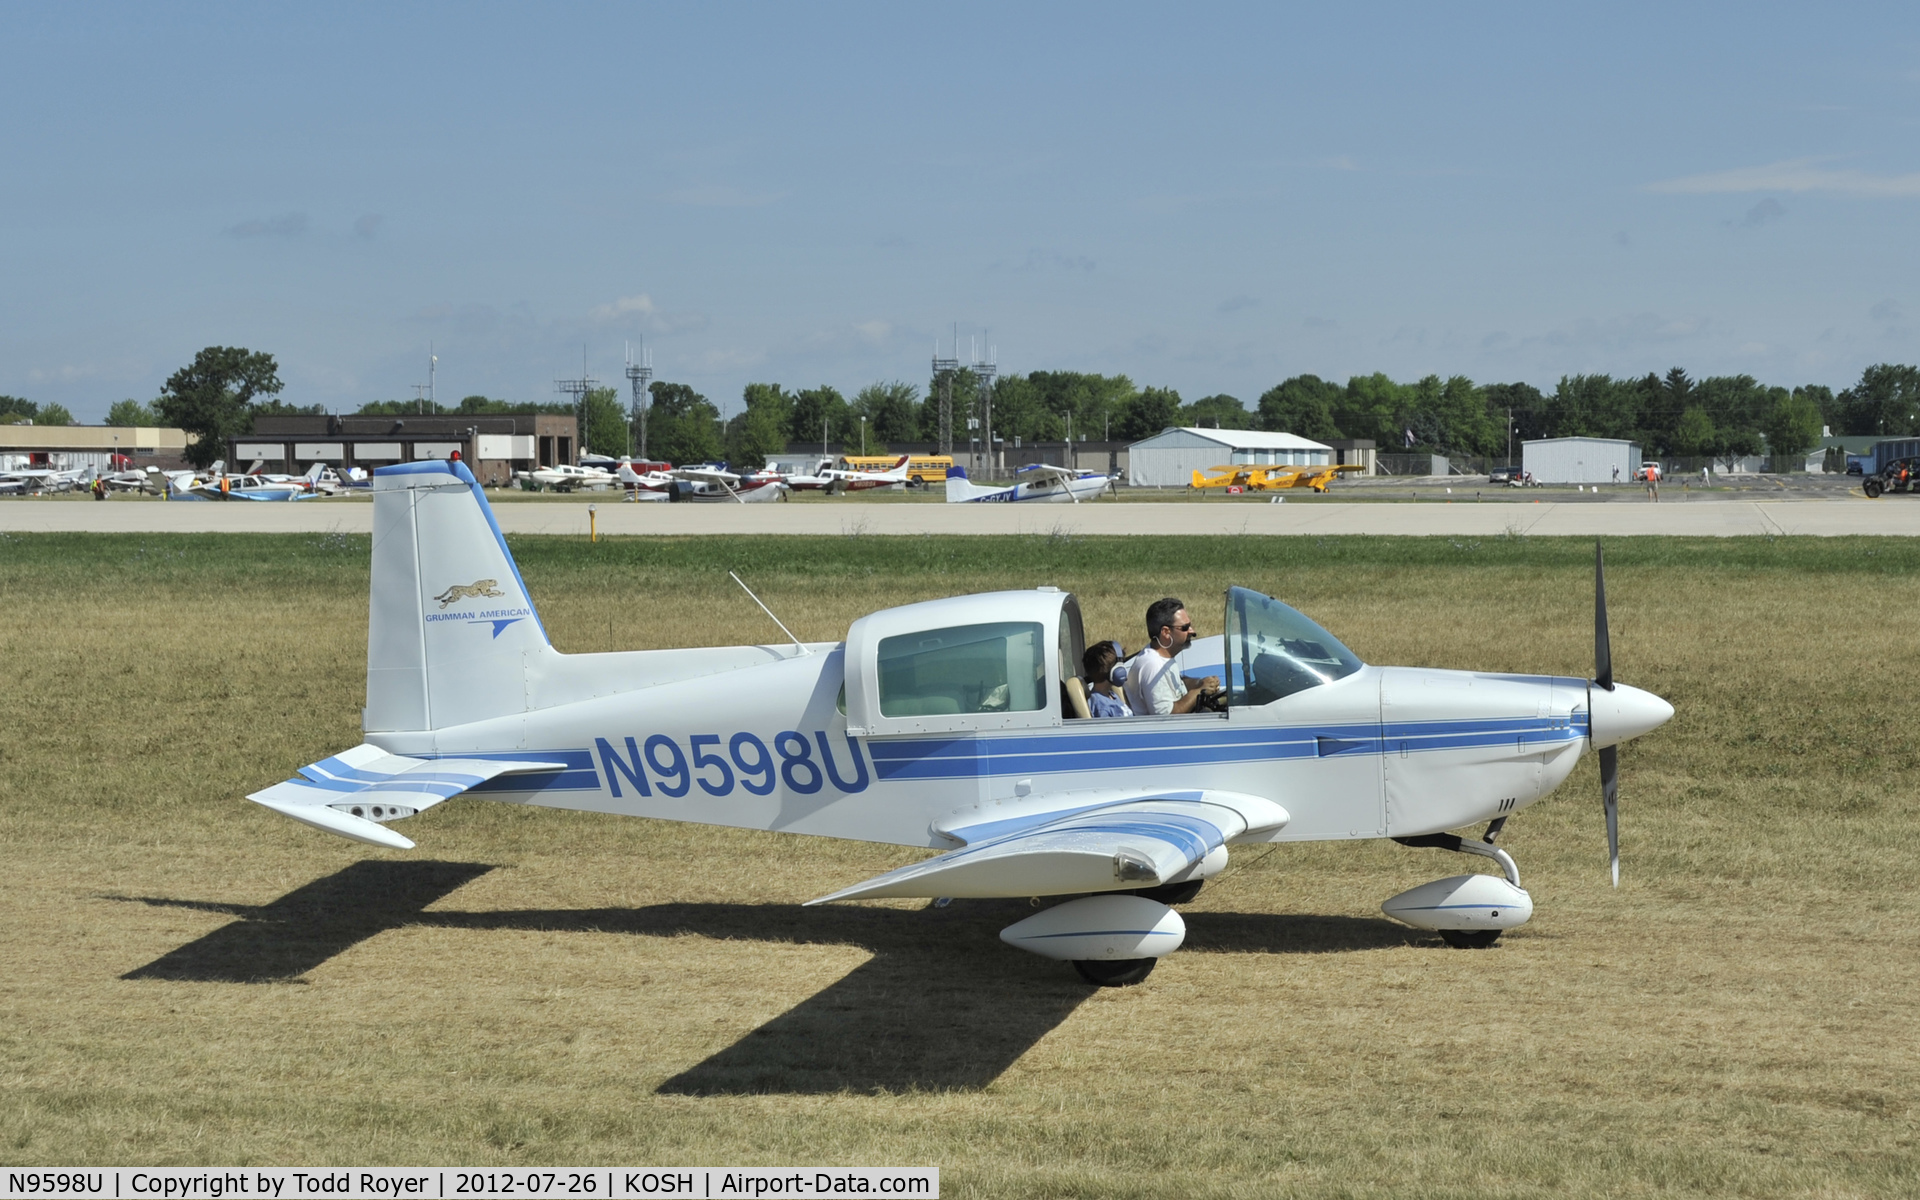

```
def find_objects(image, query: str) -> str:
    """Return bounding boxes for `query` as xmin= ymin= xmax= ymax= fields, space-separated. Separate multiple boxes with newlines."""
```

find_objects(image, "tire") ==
xmin=1865 ymin=478 xmax=1885 ymax=498
xmin=1439 ymin=929 xmax=1502 ymax=949
xmin=1073 ymin=957 xmax=1158 ymax=987
xmin=1129 ymin=880 xmax=1205 ymax=905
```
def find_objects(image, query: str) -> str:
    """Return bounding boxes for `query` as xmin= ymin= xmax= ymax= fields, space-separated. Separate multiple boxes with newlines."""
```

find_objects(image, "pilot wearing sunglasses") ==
xmin=1123 ymin=596 xmax=1222 ymax=715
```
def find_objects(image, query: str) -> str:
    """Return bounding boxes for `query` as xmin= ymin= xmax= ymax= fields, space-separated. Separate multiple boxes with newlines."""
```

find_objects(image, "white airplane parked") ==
xmin=0 ymin=465 xmax=93 ymax=494
xmin=945 ymin=463 xmax=1116 ymax=504
xmin=247 ymin=460 xmax=1673 ymax=985
xmin=517 ymin=464 xmax=616 ymax=492
xmin=818 ymin=454 xmax=914 ymax=493
xmin=669 ymin=466 xmax=789 ymax=503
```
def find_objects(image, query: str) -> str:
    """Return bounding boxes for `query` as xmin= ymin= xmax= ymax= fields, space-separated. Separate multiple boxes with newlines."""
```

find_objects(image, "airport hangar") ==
xmin=1124 ymin=427 xmax=1375 ymax=487
xmin=1522 ymin=436 xmax=1643 ymax=484
xmin=230 ymin=413 xmax=581 ymax=487
xmin=0 ymin=423 xmax=195 ymax=472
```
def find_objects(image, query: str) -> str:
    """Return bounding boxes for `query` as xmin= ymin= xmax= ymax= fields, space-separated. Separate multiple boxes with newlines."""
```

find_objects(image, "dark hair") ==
xmin=1145 ymin=597 xmax=1185 ymax=641
xmin=1082 ymin=641 xmax=1120 ymax=682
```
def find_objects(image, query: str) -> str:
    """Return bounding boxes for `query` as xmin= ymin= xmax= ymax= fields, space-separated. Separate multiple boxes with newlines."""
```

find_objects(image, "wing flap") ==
xmin=248 ymin=743 xmax=565 ymax=849
xmin=808 ymin=791 xmax=1288 ymax=904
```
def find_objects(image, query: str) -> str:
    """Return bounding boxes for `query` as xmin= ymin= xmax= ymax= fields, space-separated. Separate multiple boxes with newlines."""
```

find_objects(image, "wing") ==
xmin=248 ymin=743 xmax=568 ymax=849
xmin=806 ymin=790 xmax=1288 ymax=903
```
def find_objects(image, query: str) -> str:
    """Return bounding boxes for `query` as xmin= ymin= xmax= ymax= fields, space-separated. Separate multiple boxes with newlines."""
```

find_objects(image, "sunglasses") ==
xmin=1175 ymin=623 xmax=1194 ymax=632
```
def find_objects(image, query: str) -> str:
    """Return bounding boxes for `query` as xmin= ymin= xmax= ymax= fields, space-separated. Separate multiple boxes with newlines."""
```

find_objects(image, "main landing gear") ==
xmin=1384 ymin=818 xmax=1534 ymax=948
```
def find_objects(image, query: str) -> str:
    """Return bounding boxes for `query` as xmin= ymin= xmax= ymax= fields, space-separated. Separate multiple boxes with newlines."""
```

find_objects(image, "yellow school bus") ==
xmin=838 ymin=454 xmax=954 ymax=484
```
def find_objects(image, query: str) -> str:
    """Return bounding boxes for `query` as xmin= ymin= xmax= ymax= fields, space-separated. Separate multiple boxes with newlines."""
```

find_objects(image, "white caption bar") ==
xmin=2 ymin=1172 xmax=937 ymax=1200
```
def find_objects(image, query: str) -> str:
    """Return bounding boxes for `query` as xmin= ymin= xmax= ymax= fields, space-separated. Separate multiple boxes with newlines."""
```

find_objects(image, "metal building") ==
xmin=1522 ymin=437 xmax=1642 ymax=484
xmin=1126 ymin=428 xmax=1333 ymax=488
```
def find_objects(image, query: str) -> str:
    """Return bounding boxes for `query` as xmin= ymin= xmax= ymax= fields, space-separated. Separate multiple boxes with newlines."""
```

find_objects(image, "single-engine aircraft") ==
xmin=247 ymin=460 xmax=1673 ymax=985
xmin=820 ymin=454 xmax=914 ymax=493
xmin=945 ymin=463 xmax=1116 ymax=503
xmin=1191 ymin=463 xmax=1365 ymax=494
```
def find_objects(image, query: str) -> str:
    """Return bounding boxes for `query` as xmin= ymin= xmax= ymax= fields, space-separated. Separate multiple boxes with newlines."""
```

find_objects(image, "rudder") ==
xmin=366 ymin=461 xmax=550 ymax=733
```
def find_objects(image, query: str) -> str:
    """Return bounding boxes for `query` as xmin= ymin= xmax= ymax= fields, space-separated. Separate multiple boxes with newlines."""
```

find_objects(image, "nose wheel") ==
xmin=1439 ymin=929 xmax=1503 ymax=949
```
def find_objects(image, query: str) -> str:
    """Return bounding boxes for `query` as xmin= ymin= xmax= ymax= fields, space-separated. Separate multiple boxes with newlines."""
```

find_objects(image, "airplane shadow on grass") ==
xmin=114 ymin=860 xmax=1422 ymax=1095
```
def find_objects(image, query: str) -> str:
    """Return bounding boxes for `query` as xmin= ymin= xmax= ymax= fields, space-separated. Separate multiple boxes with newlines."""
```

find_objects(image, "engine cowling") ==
xmin=999 ymin=895 xmax=1186 ymax=961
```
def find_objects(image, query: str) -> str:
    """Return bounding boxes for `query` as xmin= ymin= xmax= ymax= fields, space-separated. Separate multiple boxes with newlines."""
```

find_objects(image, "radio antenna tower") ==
xmin=554 ymin=346 xmax=598 ymax=464
xmin=625 ymin=338 xmax=654 ymax=461
xmin=931 ymin=324 xmax=960 ymax=458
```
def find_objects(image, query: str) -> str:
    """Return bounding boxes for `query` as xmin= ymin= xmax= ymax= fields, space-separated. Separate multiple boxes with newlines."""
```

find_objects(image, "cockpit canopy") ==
xmin=839 ymin=585 xmax=1361 ymax=736
xmin=1224 ymin=585 xmax=1364 ymax=705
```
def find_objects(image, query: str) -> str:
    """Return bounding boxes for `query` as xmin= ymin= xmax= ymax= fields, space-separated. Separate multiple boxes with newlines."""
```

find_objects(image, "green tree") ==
xmin=1766 ymin=391 xmax=1824 ymax=470
xmin=852 ymin=381 xmax=920 ymax=447
xmin=1337 ymin=373 xmax=1412 ymax=446
xmin=1116 ymin=386 xmax=1182 ymax=441
xmin=1480 ymin=382 xmax=1545 ymax=457
xmin=1834 ymin=364 xmax=1920 ymax=436
xmin=34 ymin=402 xmax=74 ymax=426
xmin=1672 ymin=407 xmax=1717 ymax=458
xmin=726 ymin=383 xmax=792 ymax=470
xmin=1257 ymin=376 xmax=1344 ymax=441
xmin=0 ymin=396 xmax=35 ymax=423
xmin=919 ymin=370 xmax=977 ymax=442
xmin=645 ymin=381 xmax=722 ymax=466
xmin=1184 ymin=393 xmax=1255 ymax=431
xmin=154 ymin=347 xmax=283 ymax=468
xmin=789 ymin=385 xmax=851 ymax=448
xmin=579 ymin=387 xmax=629 ymax=457
xmin=107 ymin=399 xmax=159 ymax=427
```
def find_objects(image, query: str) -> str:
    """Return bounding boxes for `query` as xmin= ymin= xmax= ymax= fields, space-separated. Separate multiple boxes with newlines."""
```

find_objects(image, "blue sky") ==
xmin=4 ymin=3 xmax=1918 ymax=422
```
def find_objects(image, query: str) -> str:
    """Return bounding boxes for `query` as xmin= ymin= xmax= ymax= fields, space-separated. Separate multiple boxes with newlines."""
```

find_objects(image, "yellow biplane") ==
xmin=1189 ymin=462 xmax=1365 ymax=493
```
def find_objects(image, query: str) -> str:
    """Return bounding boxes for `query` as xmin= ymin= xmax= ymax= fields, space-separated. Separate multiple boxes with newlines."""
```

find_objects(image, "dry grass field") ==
xmin=1 ymin=531 xmax=1916 ymax=1197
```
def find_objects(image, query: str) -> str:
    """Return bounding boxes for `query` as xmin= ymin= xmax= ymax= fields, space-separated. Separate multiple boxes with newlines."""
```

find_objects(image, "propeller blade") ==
xmin=1594 ymin=540 xmax=1613 ymax=692
xmin=1600 ymin=744 xmax=1619 ymax=887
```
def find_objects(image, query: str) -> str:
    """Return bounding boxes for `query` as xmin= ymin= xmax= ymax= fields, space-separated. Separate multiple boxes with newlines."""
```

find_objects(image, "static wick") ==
xmin=730 ymin=570 xmax=809 ymax=656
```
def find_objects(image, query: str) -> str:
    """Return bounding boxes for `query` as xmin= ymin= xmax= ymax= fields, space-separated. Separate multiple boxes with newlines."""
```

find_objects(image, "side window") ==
xmin=878 ymin=622 xmax=1047 ymax=718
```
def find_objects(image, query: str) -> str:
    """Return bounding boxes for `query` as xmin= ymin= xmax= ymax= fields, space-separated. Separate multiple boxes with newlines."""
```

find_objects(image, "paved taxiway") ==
xmin=6 ymin=495 xmax=1918 ymax=536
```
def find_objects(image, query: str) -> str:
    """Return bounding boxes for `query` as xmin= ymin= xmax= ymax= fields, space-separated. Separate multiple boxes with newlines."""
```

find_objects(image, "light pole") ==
xmin=860 ymin=416 xmax=867 ymax=456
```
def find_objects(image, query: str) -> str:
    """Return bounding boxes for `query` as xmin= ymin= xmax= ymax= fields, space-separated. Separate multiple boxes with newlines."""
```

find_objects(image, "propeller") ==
xmin=1594 ymin=540 xmax=1619 ymax=887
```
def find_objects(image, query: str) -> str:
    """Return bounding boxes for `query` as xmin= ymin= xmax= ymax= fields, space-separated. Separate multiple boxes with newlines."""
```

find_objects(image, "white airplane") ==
xmin=0 ymin=465 xmax=93 ymax=494
xmin=818 ymin=454 xmax=914 ymax=493
xmin=246 ymin=459 xmax=1673 ymax=985
xmin=945 ymin=463 xmax=1116 ymax=504
xmin=516 ymin=464 xmax=616 ymax=492
xmin=668 ymin=465 xmax=789 ymax=503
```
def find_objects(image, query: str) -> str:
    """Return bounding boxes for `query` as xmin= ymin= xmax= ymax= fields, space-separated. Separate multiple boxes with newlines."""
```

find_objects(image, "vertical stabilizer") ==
xmin=945 ymin=464 xmax=980 ymax=502
xmin=366 ymin=461 xmax=549 ymax=733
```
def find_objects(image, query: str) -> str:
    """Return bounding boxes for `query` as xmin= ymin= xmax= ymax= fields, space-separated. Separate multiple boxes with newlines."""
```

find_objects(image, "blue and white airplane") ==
xmin=945 ymin=463 xmax=1116 ymax=503
xmin=248 ymin=459 xmax=1673 ymax=985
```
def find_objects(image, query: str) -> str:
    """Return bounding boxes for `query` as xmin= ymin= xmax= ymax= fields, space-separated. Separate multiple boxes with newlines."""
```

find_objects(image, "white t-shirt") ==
xmin=1123 ymin=650 xmax=1188 ymax=715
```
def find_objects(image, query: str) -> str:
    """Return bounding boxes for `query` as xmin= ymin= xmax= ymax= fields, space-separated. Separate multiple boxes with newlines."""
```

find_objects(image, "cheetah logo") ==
xmin=434 ymin=579 xmax=506 ymax=609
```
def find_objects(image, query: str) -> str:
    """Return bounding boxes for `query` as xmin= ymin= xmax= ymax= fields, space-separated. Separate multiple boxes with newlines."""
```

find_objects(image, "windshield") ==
xmin=1225 ymin=586 xmax=1364 ymax=705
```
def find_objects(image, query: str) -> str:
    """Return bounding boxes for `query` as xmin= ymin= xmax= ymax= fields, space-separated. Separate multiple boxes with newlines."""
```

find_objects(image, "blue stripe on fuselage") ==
xmin=872 ymin=715 xmax=1585 ymax=782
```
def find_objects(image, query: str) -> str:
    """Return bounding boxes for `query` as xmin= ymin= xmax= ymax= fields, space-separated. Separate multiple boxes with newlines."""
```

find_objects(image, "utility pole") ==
xmin=626 ymin=339 xmax=653 ymax=461
xmin=554 ymin=347 xmax=598 ymax=464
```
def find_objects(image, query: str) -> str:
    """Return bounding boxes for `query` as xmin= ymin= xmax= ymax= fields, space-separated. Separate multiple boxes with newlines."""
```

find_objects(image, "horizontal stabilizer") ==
xmin=248 ymin=743 xmax=567 ymax=849
xmin=807 ymin=790 xmax=1288 ymax=903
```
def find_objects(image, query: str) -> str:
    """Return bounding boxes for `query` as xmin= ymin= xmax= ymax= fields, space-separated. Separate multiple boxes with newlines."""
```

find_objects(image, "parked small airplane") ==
xmin=516 ymin=464 xmax=616 ymax=492
xmin=1191 ymin=463 xmax=1366 ymax=493
xmin=247 ymin=459 xmax=1672 ymax=985
xmin=945 ymin=463 xmax=1116 ymax=504
xmin=0 ymin=465 xmax=93 ymax=494
xmin=669 ymin=465 xmax=789 ymax=503
xmin=819 ymin=454 xmax=914 ymax=493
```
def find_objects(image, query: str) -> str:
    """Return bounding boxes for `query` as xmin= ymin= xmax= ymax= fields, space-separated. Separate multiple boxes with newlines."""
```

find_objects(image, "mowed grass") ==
xmin=1 ymin=531 xmax=1917 ymax=1197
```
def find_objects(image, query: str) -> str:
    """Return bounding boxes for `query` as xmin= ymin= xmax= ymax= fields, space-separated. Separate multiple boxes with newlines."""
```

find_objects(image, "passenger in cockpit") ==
xmin=1082 ymin=641 xmax=1132 ymax=717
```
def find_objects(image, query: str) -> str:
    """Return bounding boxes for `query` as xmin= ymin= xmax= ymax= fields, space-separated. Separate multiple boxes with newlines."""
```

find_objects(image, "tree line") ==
xmin=32 ymin=345 xmax=1920 ymax=472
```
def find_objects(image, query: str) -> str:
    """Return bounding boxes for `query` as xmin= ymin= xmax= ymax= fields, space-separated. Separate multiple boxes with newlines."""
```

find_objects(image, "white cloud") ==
xmin=589 ymin=294 xmax=658 ymax=321
xmin=853 ymin=320 xmax=892 ymax=344
xmin=1646 ymin=158 xmax=1920 ymax=197
xmin=26 ymin=363 xmax=102 ymax=383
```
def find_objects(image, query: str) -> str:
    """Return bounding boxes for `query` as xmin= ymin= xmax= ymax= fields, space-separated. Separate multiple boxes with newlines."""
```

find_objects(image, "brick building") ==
xmin=235 ymin=414 xmax=579 ymax=486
